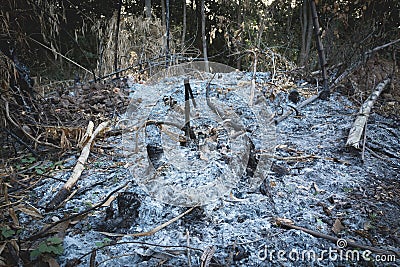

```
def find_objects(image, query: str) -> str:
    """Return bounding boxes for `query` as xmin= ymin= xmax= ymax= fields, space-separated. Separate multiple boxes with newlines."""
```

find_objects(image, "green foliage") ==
xmin=30 ymin=237 xmax=64 ymax=260
xmin=95 ymin=238 xmax=112 ymax=248
xmin=1 ymin=0 xmax=398 ymax=79
xmin=21 ymin=156 xmax=36 ymax=164
xmin=0 ymin=226 xmax=16 ymax=239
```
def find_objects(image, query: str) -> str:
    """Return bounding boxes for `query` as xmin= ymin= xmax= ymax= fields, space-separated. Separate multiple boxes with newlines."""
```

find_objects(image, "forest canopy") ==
xmin=1 ymin=0 xmax=399 ymax=82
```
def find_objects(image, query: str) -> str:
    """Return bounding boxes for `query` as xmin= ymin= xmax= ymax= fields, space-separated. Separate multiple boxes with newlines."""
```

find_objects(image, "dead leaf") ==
xmin=332 ymin=218 xmax=345 ymax=234
xmin=102 ymin=195 xmax=116 ymax=207
xmin=43 ymin=256 xmax=60 ymax=267
xmin=8 ymin=207 xmax=19 ymax=227
xmin=45 ymin=220 xmax=70 ymax=236
xmin=0 ymin=242 xmax=6 ymax=255
xmin=15 ymin=204 xmax=43 ymax=219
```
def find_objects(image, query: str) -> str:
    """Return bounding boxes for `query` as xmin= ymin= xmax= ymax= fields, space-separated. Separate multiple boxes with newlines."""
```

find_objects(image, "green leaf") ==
xmin=22 ymin=156 xmax=36 ymax=164
xmin=35 ymin=168 xmax=45 ymax=174
xmin=1 ymin=227 xmax=15 ymax=238
xmin=30 ymin=249 xmax=41 ymax=259
xmin=95 ymin=241 xmax=104 ymax=247
xmin=38 ymin=242 xmax=49 ymax=253
xmin=50 ymin=245 xmax=64 ymax=255
xmin=47 ymin=237 xmax=63 ymax=245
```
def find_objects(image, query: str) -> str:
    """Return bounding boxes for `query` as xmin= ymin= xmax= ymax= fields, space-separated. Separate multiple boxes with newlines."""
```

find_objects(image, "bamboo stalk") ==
xmin=346 ymin=78 xmax=391 ymax=149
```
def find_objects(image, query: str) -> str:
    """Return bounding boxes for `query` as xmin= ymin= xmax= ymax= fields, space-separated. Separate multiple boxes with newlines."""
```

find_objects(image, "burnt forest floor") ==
xmin=1 ymin=65 xmax=399 ymax=267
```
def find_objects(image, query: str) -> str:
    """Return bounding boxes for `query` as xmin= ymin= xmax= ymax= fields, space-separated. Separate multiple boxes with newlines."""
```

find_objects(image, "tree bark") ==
xmin=114 ymin=0 xmax=122 ymax=78
xmin=299 ymin=0 xmax=313 ymax=67
xmin=161 ymin=0 xmax=166 ymax=27
xmin=310 ymin=0 xmax=329 ymax=99
xmin=299 ymin=0 xmax=307 ymax=66
xmin=236 ymin=0 xmax=242 ymax=70
xmin=145 ymin=0 xmax=152 ymax=19
xmin=165 ymin=0 xmax=170 ymax=67
xmin=181 ymin=0 xmax=187 ymax=52
xmin=200 ymin=0 xmax=209 ymax=71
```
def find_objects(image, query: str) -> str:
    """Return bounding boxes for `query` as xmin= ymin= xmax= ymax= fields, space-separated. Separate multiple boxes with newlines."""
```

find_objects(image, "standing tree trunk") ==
xmin=181 ymin=0 xmax=187 ymax=52
xmin=299 ymin=0 xmax=313 ymax=68
xmin=114 ymin=0 xmax=122 ymax=78
xmin=160 ymin=0 xmax=166 ymax=55
xmin=200 ymin=0 xmax=209 ymax=71
xmin=145 ymin=0 xmax=151 ymax=19
xmin=165 ymin=0 xmax=170 ymax=67
xmin=161 ymin=0 xmax=166 ymax=27
xmin=310 ymin=0 xmax=329 ymax=99
xmin=236 ymin=0 xmax=242 ymax=70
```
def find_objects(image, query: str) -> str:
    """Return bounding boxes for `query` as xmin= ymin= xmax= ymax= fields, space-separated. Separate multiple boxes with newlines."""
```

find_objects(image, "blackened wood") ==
xmin=310 ymin=0 xmax=329 ymax=100
xmin=165 ymin=0 xmax=170 ymax=67
xmin=114 ymin=0 xmax=122 ymax=78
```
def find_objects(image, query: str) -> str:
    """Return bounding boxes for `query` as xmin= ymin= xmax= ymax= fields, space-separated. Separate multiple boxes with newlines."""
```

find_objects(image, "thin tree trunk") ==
xmin=165 ymin=0 xmax=170 ymax=67
xmin=236 ymin=0 xmax=242 ymax=70
xmin=145 ymin=0 xmax=151 ymax=19
xmin=304 ymin=7 xmax=313 ymax=66
xmin=161 ymin=0 xmax=165 ymax=27
xmin=200 ymin=0 xmax=209 ymax=71
xmin=114 ymin=0 xmax=122 ymax=78
xmin=310 ymin=0 xmax=329 ymax=99
xmin=299 ymin=0 xmax=307 ymax=66
xmin=181 ymin=0 xmax=187 ymax=52
xmin=160 ymin=0 xmax=166 ymax=55
xmin=299 ymin=0 xmax=313 ymax=68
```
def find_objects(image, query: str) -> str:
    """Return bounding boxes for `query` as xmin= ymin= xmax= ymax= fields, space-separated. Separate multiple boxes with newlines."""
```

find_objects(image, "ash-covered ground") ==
xmin=27 ymin=71 xmax=400 ymax=266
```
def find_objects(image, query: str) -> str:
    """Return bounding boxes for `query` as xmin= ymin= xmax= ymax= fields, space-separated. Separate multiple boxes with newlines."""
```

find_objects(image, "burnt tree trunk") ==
xmin=200 ymin=0 xmax=209 ymax=71
xmin=310 ymin=0 xmax=329 ymax=99
xmin=114 ymin=0 xmax=122 ymax=78
xmin=165 ymin=0 xmax=170 ymax=67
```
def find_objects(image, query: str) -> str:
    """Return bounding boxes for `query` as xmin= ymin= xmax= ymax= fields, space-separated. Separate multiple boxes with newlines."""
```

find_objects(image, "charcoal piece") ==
xmin=146 ymin=144 xmax=164 ymax=169
xmin=233 ymin=245 xmax=250 ymax=261
xmin=288 ymin=90 xmax=300 ymax=104
xmin=117 ymin=192 xmax=141 ymax=218
xmin=270 ymin=162 xmax=289 ymax=177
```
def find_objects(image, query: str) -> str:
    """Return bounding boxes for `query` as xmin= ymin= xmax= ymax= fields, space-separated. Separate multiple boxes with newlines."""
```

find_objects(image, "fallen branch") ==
xmin=276 ymin=219 xmax=398 ymax=256
xmin=99 ymin=207 xmax=195 ymax=237
xmin=274 ymin=39 xmax=397 ymax=125
xmin=74 ymin=240 xmax=204 ymax=265
xmin=274 ymin=93 xmax=319 ymax=124
xmin=45 ymin=120 xmax=110 ymax=211
xmin=365 ymin=38 xmax=400 ymax=56
xmin=346 ymin=78 xmax=391 ymax=149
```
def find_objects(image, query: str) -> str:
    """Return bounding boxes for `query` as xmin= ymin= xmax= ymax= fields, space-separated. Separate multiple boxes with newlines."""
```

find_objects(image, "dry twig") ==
xmin=99 ymin=207 xmax=195 ymax=237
